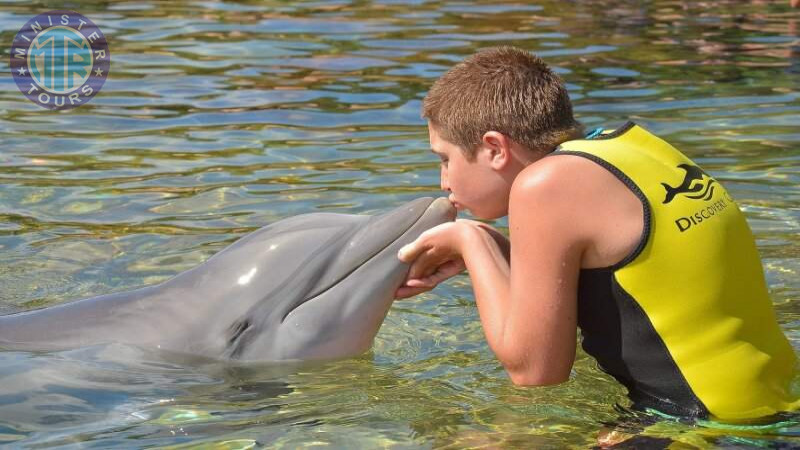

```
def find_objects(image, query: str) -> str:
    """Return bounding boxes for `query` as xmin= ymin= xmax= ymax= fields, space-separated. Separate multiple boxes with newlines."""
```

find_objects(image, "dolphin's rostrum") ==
xmin=0 ymin=197 xmax=456 ymax=361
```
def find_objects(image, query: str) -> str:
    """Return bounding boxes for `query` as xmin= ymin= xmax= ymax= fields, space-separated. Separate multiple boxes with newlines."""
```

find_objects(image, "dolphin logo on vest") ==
xmin=661 ymin=163 xmax=716 ymax=204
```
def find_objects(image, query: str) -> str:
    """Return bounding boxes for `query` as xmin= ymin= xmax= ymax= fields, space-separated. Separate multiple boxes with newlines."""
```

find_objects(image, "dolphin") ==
xmin=0 ymin=197 xmax=456 ymax=361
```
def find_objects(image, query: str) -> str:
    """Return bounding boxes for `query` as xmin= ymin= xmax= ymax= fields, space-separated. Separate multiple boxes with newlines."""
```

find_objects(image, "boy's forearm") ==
xmin=479 ymin=225 xmax=510 ymax=264
xmin=459 ymin=225 xmax=512 ymax=359
xmin=459 ymin=224 xmax=571 ymax=385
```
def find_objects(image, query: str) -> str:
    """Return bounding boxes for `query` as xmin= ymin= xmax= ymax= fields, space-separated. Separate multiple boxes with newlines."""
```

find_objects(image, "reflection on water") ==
xmin=0 ymin=0 xmax=798 ymax=447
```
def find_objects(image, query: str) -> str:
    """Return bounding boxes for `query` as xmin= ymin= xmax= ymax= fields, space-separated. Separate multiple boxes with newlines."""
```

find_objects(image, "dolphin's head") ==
xmin=197 ymin=197 xmax=456 ymax=362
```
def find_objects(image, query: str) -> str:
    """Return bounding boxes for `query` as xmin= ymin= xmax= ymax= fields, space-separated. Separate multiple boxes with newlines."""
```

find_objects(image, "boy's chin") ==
xmin=468 ymin=206 xmax=507 ymax=221
xmin=468 ymin=209 xmax=499 ymax=221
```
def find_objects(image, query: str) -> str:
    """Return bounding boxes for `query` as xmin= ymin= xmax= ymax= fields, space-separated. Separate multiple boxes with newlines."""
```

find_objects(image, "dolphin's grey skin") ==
xmin=0 ymin=197 xmax=456 ymax=361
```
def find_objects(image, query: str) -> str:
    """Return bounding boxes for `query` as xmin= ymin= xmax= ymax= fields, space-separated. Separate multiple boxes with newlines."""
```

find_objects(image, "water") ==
xmin=0 ymin=0 xmax=798 ymax=447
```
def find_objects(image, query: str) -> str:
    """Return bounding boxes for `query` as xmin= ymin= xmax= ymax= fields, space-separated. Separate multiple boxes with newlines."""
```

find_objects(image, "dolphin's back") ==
xmin=0 ymin=286 xmax=170 ymax=350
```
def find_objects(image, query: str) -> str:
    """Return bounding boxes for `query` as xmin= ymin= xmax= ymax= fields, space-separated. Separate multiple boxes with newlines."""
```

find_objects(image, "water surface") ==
xmin=1 ymin=0 xmax=799 ymax=447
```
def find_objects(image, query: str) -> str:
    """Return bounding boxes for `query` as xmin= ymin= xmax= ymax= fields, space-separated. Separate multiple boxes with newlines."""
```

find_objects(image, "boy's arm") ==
xmin=397 ymin=161 xmax=585 ymax=386
xmin=394 ymin=220 xmax=509 ymax=299
xmin=464 ymin=220 xmax=511 ymax=263
xmin=460 ymin=165 xmax=583 ymax=385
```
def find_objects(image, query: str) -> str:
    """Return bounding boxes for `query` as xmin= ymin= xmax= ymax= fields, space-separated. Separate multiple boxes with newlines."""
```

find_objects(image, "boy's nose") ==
xmin=440 ymin=166 xmax=450 ymax=192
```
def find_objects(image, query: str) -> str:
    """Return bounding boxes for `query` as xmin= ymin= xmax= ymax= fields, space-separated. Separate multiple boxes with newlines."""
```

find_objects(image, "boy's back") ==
xmin=557 ymin=122 xmax=798 ymax=420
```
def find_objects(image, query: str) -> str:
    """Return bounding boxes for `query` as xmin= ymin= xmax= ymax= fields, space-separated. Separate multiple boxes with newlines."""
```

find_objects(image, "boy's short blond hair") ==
xmin=422 ymin=46 xmax=583 ymax=160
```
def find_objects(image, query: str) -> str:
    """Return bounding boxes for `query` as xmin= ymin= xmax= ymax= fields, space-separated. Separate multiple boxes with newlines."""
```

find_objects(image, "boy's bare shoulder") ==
xmin=508 ymin=154 xmax=604 ymax=237
xmin=510 ymin=153 xmax=644 ymax=268
xmin=511 ymin=153 xmax=615 ymax=199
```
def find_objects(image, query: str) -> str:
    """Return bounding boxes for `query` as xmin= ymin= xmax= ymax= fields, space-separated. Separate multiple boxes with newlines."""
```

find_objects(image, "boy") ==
xmin=394 ymin=46 xmax=798 ymax=421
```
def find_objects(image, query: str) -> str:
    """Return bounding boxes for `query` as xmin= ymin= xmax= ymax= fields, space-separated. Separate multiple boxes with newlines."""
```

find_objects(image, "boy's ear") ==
xmin=480 ymin=131 xmax=511 ymax=169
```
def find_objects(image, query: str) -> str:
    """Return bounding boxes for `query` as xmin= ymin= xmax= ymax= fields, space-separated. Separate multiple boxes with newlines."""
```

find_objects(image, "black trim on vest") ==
xmin=551 ymin=150 xmax=649 ymax=271
xmin=551 ymin=125 xmax=711 ymax=418
xmin=591 ymin=120 xmax=636 ymax=140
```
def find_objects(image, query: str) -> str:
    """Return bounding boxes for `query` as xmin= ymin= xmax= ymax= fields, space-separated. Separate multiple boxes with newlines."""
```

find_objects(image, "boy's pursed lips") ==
xmin=448 ymin=194 xmax=460 ymax=209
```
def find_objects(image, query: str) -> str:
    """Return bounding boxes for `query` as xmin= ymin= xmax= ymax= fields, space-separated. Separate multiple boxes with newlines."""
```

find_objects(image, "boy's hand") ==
xmin=394 ymin=221 xmax=469 ymax=299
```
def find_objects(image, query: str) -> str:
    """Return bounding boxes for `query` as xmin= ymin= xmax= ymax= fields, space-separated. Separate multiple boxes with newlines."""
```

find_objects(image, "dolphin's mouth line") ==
xmin=224 ymin=198 xmax=444 ymax=359
xmin=278 ymin=199 xmax=437 ymax=323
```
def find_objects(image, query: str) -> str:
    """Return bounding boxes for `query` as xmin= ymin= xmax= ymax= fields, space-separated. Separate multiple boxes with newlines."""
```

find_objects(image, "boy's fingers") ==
xmin=404 ymin=278 xmax=433 ymax=288
xmin=397 ymin=258 xmax=466 ymax=298
xmin=407 ymin=249 xmax=441 ymax=280
xmin=428 ymin=265 xmax=462 ymax=284
xmin=398 ymin=224 xmax=447 ymax=262
xmin=398 ymin=240 xmax=426 ymax=263
xmin=421 ymin=267 xmax=456 ymax=286
xmin=394 ymin=285 xmax=431 ymax=299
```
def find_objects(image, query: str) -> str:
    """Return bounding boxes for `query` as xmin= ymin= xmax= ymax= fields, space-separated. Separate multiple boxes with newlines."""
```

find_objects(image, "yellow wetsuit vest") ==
xmin=554 ymin=121 xmax=798 ymax=421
